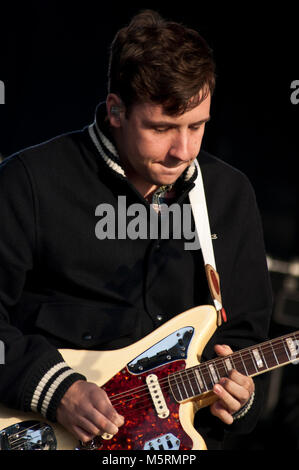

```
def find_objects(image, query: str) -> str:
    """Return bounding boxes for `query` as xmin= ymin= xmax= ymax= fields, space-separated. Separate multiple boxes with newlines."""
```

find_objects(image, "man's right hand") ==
xmin=56 ymin=380 xmax=125 ymax=443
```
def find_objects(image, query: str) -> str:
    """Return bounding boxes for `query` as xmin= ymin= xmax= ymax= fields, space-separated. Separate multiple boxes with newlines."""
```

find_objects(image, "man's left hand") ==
xmin=210 ymin=344 xmax=255 ymax=424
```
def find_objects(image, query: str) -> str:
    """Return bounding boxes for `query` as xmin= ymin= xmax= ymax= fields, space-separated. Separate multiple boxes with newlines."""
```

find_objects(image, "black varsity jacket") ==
xmin=0 ymin=102 xmax=273 ymax=448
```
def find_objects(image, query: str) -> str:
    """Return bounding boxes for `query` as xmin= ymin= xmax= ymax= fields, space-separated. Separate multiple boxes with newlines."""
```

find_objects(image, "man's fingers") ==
xmin=85 ymin=407 xmax=120 ymax=436
xmin=71 ymin=410 xmax=121 ymax=443
xmin=213 ymin=383 xmax=241 ymax=414
xmin=214 ymin=344 xmax=233 ymax=356
xmin=210 ymin=345 xmax=256 ymax=425
xmin=112 ymin=411 xmax=125 ymax=428
xmin=216 ymin=371 xmax=255 ymax=406
xmin=73 ymin=425 xmax=96 ymax=443
xmin=56 ymin=381 xmax=125 ymax=443
xmin=226 ymin=370 xmax=255 ymax=396
xmin=210 ymin=400 xmax=233 ymax=425
xmin=92 ymin=387 xmax=124 ymax=427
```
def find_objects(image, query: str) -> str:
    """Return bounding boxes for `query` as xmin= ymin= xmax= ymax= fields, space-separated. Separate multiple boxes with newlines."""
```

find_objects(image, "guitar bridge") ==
xmin=0 ymin=420 xmax=57 ymax=450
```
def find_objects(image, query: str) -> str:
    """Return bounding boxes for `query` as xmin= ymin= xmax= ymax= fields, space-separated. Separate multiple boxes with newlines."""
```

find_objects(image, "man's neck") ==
xmin=122 ymin=165 xmax=159 ymax=202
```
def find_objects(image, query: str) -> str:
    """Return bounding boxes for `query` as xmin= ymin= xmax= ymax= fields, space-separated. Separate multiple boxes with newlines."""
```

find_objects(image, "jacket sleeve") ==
xmin=0 ymin=155 xmax=86 ymax=422
xmin=197 ymin=171 xmax=273 ymax=444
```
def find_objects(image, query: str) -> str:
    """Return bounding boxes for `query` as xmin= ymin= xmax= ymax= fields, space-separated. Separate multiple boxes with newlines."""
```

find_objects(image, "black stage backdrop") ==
xmin=0 ymin=0 xmax=298 ymax=451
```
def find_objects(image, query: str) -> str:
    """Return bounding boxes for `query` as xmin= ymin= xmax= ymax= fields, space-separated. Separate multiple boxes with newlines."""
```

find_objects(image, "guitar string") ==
xmin=6 ymin=423 xmax=49 ymax=447
xmin=10 ymin=331 xmax=299 ymax=426
xmin=8 ymin=342 xmax=299 ymax=450
xmin=5 ymin=367 xmax=219 ymax=450
xmin=109 ymin=330 xmax=299 ymax=401
xmin=106 ymin=336 xmax=297 ymax=409
xmin=6 ymin=378 xmax=186 ymax=449
xmin=8 ymin=383 xmax=180 ymax=450
xmin=7 ymin=337 xmax=299 ymax=446
xmin=86 ymin=332 xmax=299 ymax=414
xmin=6 ymin=333 xmax=299 ymax=447
xmin=108 ymin=336 xmax=299 ymax=404
xmin=8 ymin=336 xmax=294 ymax=452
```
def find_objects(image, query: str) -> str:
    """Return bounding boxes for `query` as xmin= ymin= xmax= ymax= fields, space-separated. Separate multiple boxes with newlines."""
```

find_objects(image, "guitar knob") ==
xmin=77 ymin=436 xmax=103 ymax=450
xmin=101 ymin=432 xmax=113 ymax=440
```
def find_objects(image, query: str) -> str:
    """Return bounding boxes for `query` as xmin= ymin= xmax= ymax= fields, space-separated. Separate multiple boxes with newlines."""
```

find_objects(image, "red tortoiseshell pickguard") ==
xmin=99 ymin=360 xmax=193 ymax=450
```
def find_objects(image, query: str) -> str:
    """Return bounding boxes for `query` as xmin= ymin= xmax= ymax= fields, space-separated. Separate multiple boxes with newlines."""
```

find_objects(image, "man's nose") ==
xmin=169 ymin=131 xmax=190 ymax=161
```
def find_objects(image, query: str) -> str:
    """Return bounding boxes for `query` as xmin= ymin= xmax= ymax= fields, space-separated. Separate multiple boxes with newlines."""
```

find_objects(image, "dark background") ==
xmin=0 ymin=1 xmax=298 ymax=450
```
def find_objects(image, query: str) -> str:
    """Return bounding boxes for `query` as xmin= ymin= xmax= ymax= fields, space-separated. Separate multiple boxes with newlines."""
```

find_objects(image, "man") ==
xmin=0 ymin=10 xmax=272 ymax=449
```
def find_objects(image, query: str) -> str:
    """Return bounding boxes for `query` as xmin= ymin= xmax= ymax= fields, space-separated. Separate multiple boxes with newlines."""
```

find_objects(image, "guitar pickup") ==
xmin=146 ymin=373 xmax=169 ymax=419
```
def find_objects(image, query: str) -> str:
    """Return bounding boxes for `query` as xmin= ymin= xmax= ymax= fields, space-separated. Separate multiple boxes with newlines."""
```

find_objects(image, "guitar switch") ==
xmin=127 ymin=327 xmax=194 ymax=374
xmin=144 ymin=434 xmax=180 ymax=450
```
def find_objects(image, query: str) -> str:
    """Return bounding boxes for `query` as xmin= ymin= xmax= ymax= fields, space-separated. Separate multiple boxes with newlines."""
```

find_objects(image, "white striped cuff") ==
xmin=30 ymin=361 xmax=76 ymax=417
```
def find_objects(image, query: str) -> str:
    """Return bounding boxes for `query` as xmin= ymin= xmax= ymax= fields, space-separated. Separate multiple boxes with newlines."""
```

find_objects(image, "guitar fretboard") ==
xmin=169 ymin=330 xmax=299 ymax=402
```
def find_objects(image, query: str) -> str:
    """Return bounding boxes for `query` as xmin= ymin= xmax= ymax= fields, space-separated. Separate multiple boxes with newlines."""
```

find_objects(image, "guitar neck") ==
xmin=170 ymin=330 xmax=299 ymax=402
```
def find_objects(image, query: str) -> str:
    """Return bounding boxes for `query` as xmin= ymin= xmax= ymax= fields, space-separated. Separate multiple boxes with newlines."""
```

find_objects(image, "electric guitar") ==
xmin=0 ymin=305 xmax=298 ymax=450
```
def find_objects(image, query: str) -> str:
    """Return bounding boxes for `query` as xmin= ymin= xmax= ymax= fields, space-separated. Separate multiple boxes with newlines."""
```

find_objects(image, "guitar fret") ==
xmin=273 ymin=339 xmax=289 ymax=364
xmin=201 ymin=363 xmax=214 ymax=390
xmin=282 ymin=338 xmax=291 ymax=361
xmin=179 ymin=371 xmax=189 ymax=399
xmin=194 ymin=369 xmax=204 ymax=392
xmin=270 ymin=341 xmax=279 ymax=365
xmin=198 ymin=366 xmax=208 ymax=391
xmin=259 ymin=346 xmax=268 ymax=368
xmin=184 ymin=371 xmax=196 ymax=398
xmin=224 ymin=357 xmax=233 ymax=372
xmin=262 ymin=342 xmax=279 ymax=369
xmin=208 ymin=363 xmax=219 ymax=384
xmin=202 ymin=364 xmax=213 ymax=390
xmin=190 ymin=370 xmax=201 ymax=396
xmin=239 ymin=353 xmax=249 ymax=375
xmin=249 ymin=349 xmax=259 ymax=373
xmin=230 ymin=355 xmax=236 ymax=369
xmin=286 ymin=336 xmax=299 ymax=362
xmin=252 ymin=348 xmax=264 ymax=369
xmin=172 ymin=372 xmax=184 ymax=401
xmin=217 ymin=359 xmax=227 ymax=378
xmin=241 ymin=351 xmax=256 ymax=376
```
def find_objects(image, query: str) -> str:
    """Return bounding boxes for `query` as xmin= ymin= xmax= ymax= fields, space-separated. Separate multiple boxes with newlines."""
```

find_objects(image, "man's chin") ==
xmin=152 ymin=167 xmax=186 ymax=186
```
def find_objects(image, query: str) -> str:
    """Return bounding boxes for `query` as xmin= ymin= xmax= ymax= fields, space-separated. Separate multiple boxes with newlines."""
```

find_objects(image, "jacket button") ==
xmin=82 ymin=332 xmax=93 ymax=340
xmin=156 ymin=315 xmax=163 ymax=321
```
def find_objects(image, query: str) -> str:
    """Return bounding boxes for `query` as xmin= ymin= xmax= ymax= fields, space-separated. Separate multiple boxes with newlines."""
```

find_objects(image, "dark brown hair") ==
xmin=108 ymin=10 xmax=216 ymax=116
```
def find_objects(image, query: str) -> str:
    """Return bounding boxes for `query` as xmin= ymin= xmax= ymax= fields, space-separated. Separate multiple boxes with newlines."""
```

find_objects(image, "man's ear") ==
xmin=106 ymin=94 xmax=125 ymax=128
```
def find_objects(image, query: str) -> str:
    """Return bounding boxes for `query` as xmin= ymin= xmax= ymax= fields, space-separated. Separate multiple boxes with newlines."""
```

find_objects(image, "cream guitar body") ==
xmin=1 ymin=305 xmax=298 ymax=450
xmin=0 ymin=305 xmax=218 ymax=450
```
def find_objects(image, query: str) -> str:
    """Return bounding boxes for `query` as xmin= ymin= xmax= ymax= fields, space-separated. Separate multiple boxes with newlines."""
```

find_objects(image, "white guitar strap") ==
xmin=188 ymin=159 xmax=227 ymax=326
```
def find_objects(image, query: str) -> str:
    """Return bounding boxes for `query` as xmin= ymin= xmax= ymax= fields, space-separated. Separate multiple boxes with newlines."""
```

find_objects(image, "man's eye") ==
xmin=154 ymin=127 xmax=169 ymax=133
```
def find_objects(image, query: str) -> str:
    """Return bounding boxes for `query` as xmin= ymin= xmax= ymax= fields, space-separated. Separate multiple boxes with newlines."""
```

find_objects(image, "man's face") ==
xmin=111 ymin=93 xmax=211 ymax=189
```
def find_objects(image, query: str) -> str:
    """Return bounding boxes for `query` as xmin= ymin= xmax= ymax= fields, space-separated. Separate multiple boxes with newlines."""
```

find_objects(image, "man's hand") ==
xmin=210 ymin=344 xmax=255 ymax=425
xmin=56 ymin=380 xmax=125 ymax=443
